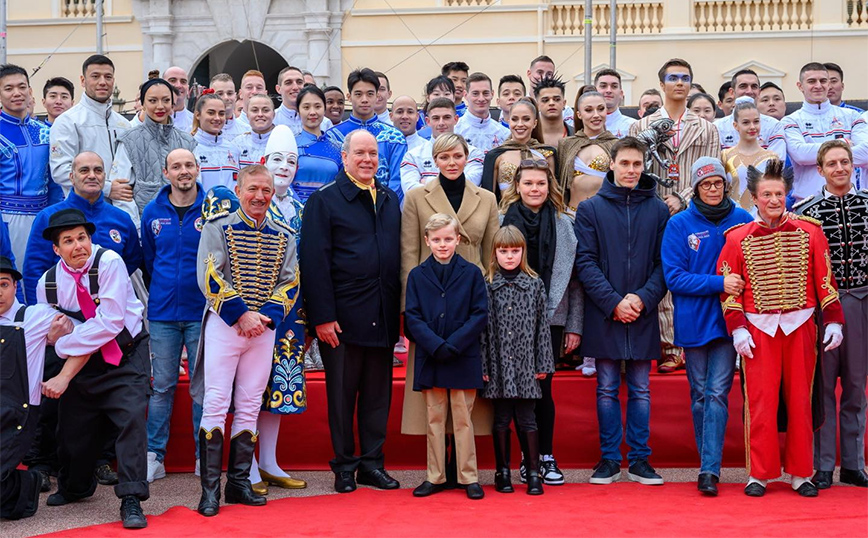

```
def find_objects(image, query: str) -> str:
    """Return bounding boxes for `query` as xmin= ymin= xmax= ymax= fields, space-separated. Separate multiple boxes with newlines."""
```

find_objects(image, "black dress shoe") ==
xmin=46 ymin=492 xmax=73 ymax=506
xmin=697 ymin=473 xmax=718 ymax=496
xmin=465 ymin=483 xmax=484 ymax=500
xmin=840 ymin=468 xmax=868 ymax=487
xmin=120 ymin=496 xmax=147 ymax=529
xmin=38 ymin=470 xmax=51 ymax=492
xmin=812 ymin=470 xmax=833 ymax=489
xmin=357 ymin=468 xmax=400 ymax=490
xmin=412 ymin=481 xmax=445 ymax=497
xmin=795 ymin=481 xmax=818 ymax=497
xmin=334 ymin=471 xmax=356 ymax=493
xmin=95 ymin=464 xmax=119 ymax=486
xmin=744 ymin=482 xmax=765 ymax=497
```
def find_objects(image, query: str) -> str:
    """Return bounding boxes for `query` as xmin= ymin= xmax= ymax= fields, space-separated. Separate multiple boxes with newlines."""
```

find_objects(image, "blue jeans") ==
xmin=146 ymin=320 xmax=203 ymax=461
xmin=596 ymin=359 xmax=652 ymax=464
xmin=684 ymin=338 xmax=736 ymax=477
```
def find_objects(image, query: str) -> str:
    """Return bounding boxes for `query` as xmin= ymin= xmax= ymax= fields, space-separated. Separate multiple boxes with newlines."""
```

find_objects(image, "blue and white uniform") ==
xmin=0 ymin=110 xmax=55 ymax=266
xmin=405 ymin=132 xmax=426 ymax=152
xmin=274 ymin=105 xmax=332 ymax=137
xmin=172 ymin=108 xmax=194 ymax=134
xmin=714 ymin=110 xmax=786 ymax=159
xmin=193 ymin=130 xmax=241 ymax=192
xmin=233 ymin=130 xmax=272 ymax=168
xmin=220 ymin=117 xmax=246 ymax=141
xmin=781 ymin=100 xmax=868 ymax=198
xmin=454 ymin=113 xmax=510 ymax=154
xmin=295 ymin=130 xmax=342 ymax=203
xmin=605 ymin=108 xmax=637 ymax=139
xmin=325 ymin=115 xmax=408 ymax=202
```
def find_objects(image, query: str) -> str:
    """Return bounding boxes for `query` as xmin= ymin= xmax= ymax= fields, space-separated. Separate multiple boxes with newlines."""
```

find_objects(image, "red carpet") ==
xmin=164 ymin=367 xmax=865 ymax=472
xmin=41 ymin=483 xmax=868 ymax=537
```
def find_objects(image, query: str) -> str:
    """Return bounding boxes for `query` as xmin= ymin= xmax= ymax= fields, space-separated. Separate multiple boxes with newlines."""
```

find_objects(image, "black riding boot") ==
xmin=197 ymin=428 xmax=223 ymax=517
xmin=493 ymin=429 xmax=514 ymax=493
xmin=524 ymin=430 xmax=543 ymax=495
xmin=224 ymin=431 xmax=267 ymax=506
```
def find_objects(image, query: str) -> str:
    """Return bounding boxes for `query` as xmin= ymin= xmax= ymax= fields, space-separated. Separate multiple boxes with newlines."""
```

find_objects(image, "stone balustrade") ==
xmin=550 ymin=1 xmax=665 ymax=36
xmin=694 ymin=0 xmax=813 ymax=32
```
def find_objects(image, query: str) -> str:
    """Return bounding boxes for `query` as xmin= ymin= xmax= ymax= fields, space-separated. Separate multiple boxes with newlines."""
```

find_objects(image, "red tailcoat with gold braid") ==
xmin=716 ymin=213 xmax=844 ymax=480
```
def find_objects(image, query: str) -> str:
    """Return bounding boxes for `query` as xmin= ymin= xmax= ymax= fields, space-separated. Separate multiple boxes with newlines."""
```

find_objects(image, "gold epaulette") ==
xmin=793 ymin=214 xmax=822 ymax=227
xmin=792 ymin=195 xmax=814 ymax=210
xmin=723 ymin=222 xmax=746 ymax=235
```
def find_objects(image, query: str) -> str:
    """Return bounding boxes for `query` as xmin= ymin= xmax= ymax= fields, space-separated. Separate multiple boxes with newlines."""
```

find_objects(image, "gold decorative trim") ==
xmin=203 ymin=253 xmax=238 ymax=314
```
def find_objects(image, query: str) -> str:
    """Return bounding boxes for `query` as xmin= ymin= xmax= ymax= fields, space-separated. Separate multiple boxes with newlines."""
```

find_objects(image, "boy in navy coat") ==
xmin=404 ymin=214 xmax=488 ymax=500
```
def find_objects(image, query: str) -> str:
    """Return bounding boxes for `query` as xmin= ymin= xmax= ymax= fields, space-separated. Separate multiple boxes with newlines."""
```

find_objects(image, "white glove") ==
xmin=823 ymin=323 xmax=843 ymax=352
xmin=733 ymin=327 xmax=755 ymax=359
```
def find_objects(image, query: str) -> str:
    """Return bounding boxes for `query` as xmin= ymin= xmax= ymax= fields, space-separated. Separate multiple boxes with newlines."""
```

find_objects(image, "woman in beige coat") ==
xmin=401 ymin=133 xmax=500 ymax=455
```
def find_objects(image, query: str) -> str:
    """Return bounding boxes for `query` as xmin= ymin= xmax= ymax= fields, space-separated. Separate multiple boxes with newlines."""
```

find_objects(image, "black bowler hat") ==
xmin=0 ymin=256 xmax=22 ymax=281
xmin=42 ymin=208 xmax=97 ymax=241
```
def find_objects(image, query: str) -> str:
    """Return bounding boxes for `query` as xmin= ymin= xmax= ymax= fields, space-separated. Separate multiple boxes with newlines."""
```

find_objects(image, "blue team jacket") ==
xmin=23 ymin=191 xmax=143 ymax=305
xmin=141 ymin=183 xmax=207 ymax=322
xmin=661 ymin=201 xmax=753 ymax=348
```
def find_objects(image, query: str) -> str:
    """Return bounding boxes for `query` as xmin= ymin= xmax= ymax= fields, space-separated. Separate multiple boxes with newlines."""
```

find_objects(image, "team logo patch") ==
xmin=695 ymin=164 xmax=718 ymax=180
xmin=195 ymin=217 xmax=204 ymax=232
xmin=109 ymin=229 xmax=122 ymax=243
xmin=688 ymin=233 xmax=701 ymax=252
xmin=151 ymin=220 xmax=162 ymax=236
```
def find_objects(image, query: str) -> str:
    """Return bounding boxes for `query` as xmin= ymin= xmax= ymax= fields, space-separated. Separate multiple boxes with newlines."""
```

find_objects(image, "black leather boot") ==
xmin=197 ymin=428 xmax=223 ymax=517
xmin=224 ymin=431 xmax=267 ymax=506
xmin=524 ymin=430 xmax=543 ymax=495
xmin=493 ymin=429 xmax=514 ymax=493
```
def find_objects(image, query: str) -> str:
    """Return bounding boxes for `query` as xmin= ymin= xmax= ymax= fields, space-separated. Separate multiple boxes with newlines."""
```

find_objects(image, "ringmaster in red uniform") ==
xmin=716 ymin=158 xmax=844 ymax=498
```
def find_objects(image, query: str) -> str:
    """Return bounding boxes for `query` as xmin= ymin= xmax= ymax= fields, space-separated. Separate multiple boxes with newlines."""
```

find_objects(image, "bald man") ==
xmin=141 ymin=148 xmax=206 ymax=482
xmin=390 ymin=96 xmax=424 ymax=151
xmin=162 ymin=67 xmax=194 ymax=133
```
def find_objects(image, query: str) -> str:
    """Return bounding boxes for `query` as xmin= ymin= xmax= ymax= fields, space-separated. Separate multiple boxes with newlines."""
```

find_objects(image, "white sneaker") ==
xmin=580 ymin=357 xmax=596 ymax=377
xmin=195 ymin=459 xmax=200 ymax=477
xmin=394 ymin=337 xmax=407 ymax=354
xmin=147 ymin=452 xmax=166 ymax=483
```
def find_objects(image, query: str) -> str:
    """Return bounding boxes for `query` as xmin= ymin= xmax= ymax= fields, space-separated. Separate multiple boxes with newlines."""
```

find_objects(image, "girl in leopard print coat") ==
xmin=480 ymin=226 xmax=555 ymax=495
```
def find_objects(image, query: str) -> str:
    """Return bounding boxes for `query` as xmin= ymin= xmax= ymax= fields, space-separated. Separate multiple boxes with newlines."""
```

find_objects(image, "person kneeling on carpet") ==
xmin=405 ymin=214 xmax=488 ymax=500
xmin=0 ymin=256 xmax=73 ymax=521
xmin=481 ymin=225 xmax=555 ymax=496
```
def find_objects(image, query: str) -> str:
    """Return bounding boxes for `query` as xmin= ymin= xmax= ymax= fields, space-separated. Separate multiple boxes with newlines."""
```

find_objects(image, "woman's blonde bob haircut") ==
xmin=487 ymin=225 xmax=538 ymax=282
xmin=432 ymin=132 xmax=469 ymax=159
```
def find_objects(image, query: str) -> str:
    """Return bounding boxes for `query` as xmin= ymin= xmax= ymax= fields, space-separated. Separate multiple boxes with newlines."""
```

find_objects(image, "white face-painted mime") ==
xmin=261 ymin=125 xmax=300 ymax=218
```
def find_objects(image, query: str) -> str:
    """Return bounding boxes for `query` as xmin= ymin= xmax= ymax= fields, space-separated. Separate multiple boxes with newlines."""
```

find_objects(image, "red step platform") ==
xmin=164 ymin=366 xmax=757 ymax=472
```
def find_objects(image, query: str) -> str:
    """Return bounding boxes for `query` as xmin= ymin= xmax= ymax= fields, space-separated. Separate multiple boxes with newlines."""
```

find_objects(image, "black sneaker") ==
xmin=589 ymin=459 xmax=621 ymax=485
xmin=627 ymin=459 xmax=664 ymax=485
xmin=38 ymin=470 xmax=51 ymax=492
xmin=95 ymin=464 xmax=119 ymax=486
xmin=519 ymin=461 xmax=527 ymax=484
xmin=120 ymin=496 xmax=147 ymax=529
xmin=540 ymin=455 xmax=565 ymax=485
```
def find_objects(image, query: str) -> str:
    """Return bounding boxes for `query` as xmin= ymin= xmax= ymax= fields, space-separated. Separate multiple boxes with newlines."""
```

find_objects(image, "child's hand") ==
xmin=482 ymin=375 xmax=489 ymax=382
xmin=535 ymin=373 xmax=546 ymax=380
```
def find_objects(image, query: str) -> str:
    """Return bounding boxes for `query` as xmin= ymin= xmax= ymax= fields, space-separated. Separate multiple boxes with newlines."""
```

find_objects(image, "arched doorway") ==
xmin=190 ymin=40 xmax=289 ymax=100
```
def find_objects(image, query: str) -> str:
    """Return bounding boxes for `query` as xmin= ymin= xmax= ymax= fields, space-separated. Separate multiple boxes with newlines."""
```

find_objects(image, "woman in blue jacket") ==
xmin=661 ymin=157 xmax=752 ymax=496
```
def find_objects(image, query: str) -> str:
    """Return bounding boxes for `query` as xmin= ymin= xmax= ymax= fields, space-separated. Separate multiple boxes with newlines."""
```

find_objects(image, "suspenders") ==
xmin=43 ymin=248 xmax=135 ymax=349
xmin=14 ymin=305 xmax=27 ymax=323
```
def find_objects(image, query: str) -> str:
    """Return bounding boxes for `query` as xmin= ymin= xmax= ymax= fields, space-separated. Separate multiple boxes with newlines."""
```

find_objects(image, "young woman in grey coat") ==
xmin=499 ymin=150 xmax=584 ymax=486
xmin=481 ymin=225 xmax=555 ymax=496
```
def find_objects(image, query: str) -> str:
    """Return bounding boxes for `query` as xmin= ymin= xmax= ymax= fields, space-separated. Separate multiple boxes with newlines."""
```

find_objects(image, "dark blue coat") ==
xmin=404 ymin=255 xmax=487 ymax=391
xmin=573 ymin=172 xmax=669 ymax=360
xmin=299 ymin=171 xmax=402 ymax=348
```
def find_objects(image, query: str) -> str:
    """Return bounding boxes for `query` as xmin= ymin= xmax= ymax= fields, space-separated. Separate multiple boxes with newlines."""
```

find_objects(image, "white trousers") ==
xmin=200 ymin=311 xmax=274 ymax=436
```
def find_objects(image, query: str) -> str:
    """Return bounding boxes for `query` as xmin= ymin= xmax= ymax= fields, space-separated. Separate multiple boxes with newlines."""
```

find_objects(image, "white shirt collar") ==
xmin=822 ymin=184 xmax=856 ymax=199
